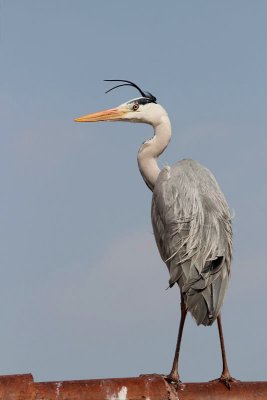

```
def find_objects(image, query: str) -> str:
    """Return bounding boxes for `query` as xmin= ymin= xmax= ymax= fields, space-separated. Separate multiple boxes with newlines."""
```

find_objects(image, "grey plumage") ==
xmin=152 ymin=159 xmax=232 ymax=326
xmin=75 ymin=83 xmax=235 ymax=383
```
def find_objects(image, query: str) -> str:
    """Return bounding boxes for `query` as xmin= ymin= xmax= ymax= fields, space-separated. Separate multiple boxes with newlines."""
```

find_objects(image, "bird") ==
xmin=74 ymin=80 xmax=235 ymax=388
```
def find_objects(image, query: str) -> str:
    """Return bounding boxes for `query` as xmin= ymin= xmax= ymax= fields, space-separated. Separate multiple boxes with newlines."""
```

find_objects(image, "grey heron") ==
xmin=75 ymin=80 xmax=235 ymax=387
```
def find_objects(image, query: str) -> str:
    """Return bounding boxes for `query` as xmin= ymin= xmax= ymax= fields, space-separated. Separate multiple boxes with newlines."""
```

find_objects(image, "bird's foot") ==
xmin=220 ymin=374 xmax=239 ymax=390
xmin=210 ymin=374 xmax=239 ymax=390
xmin=139 ymin=372 xmax=184 ymax=389
xmin=164 ymin=372 xmax=184 ymax=389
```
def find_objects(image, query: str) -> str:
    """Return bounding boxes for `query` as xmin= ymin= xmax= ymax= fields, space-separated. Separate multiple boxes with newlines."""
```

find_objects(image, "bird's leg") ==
xmin=215 ymin=314 xmax=238 ymax=389
xmin=217 ymin=314 xmax=230 ymax=379
xmin=166 ymin=298 xmax=187 ymax=384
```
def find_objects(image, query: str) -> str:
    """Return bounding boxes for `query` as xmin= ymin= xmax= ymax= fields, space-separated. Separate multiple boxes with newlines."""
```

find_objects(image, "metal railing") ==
xmin=1 ymin=373 xmax=267 ymax=399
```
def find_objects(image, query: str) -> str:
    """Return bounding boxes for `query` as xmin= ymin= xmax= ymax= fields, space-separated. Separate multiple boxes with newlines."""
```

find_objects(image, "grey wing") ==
xmin=151 ymin=159 xmax=232 ymax=326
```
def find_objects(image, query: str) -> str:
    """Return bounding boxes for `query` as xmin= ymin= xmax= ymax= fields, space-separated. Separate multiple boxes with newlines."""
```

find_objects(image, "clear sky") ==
xmin=1 ymin=0 xmax=267 ymax=383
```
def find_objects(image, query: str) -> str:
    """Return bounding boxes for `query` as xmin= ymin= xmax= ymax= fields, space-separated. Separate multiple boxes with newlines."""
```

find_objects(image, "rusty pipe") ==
xmin=1 ymin=373 xmax=267 ymax=400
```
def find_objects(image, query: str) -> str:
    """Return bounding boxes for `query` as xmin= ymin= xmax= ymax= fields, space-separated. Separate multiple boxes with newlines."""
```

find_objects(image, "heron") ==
xmin=74 ymin=80 xmax=235 ymax=387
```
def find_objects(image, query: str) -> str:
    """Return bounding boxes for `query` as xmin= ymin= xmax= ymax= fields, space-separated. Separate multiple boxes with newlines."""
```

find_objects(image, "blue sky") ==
xmin=1 ymin=0 xmax=267 ymax=382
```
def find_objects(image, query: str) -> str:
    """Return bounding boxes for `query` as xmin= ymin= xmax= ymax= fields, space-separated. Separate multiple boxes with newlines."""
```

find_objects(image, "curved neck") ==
xmin=137 ymin=115 xmax=171 ymax=191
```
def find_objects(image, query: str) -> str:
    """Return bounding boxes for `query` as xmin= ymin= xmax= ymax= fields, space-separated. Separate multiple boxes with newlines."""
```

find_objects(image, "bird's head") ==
xmin=74 ymin=80 xmax=168 ymax=127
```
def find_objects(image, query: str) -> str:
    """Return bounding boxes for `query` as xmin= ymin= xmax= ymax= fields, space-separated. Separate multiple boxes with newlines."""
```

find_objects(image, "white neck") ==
xmin=137 ymin=115 xmax=171 ymax=191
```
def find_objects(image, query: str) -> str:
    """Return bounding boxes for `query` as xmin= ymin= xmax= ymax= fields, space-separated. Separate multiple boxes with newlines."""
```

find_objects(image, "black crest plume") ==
xmin=104 ymin=79 xmax=157 ymax=103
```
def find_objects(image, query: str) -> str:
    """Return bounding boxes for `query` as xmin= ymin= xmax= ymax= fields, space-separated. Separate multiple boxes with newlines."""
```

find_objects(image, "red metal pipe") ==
xmin=1 ymin=373 xmax=267 ymax=399
xmin=0 ymin=374 xmax=35 ymax=400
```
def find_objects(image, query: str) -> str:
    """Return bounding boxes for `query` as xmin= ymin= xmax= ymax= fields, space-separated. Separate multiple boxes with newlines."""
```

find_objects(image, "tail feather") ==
xmin=182 ymin=259 xmax=229 ymax=326
xmin=187 ymin=291 xmax=210 ymax=325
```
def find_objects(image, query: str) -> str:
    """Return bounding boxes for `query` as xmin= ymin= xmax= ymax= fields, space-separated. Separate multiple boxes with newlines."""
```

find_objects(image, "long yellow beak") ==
xmin=74 ymin=107 xmax=128 ymax=122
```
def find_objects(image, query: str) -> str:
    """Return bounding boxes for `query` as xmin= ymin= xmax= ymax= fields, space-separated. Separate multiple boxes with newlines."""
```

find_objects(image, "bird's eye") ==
xmin=132 ymin=103 xmax=139 ymax=111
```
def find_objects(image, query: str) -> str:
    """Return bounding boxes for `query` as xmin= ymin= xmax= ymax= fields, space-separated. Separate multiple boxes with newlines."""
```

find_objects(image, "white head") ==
xmin=74 ymin=80 xmax=168 ymax=128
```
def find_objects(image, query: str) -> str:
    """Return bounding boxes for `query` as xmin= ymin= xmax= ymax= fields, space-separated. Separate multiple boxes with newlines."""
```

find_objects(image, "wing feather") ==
xmin=152 ymin=159 xmax=232 ymax=326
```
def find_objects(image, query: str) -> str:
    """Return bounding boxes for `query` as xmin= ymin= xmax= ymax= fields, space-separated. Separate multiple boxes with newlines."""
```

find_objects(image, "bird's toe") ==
xmin=164 ymin=372 xmax=184 ymax=389
xmin=210 ymin=374 xmax=239 ymax=390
